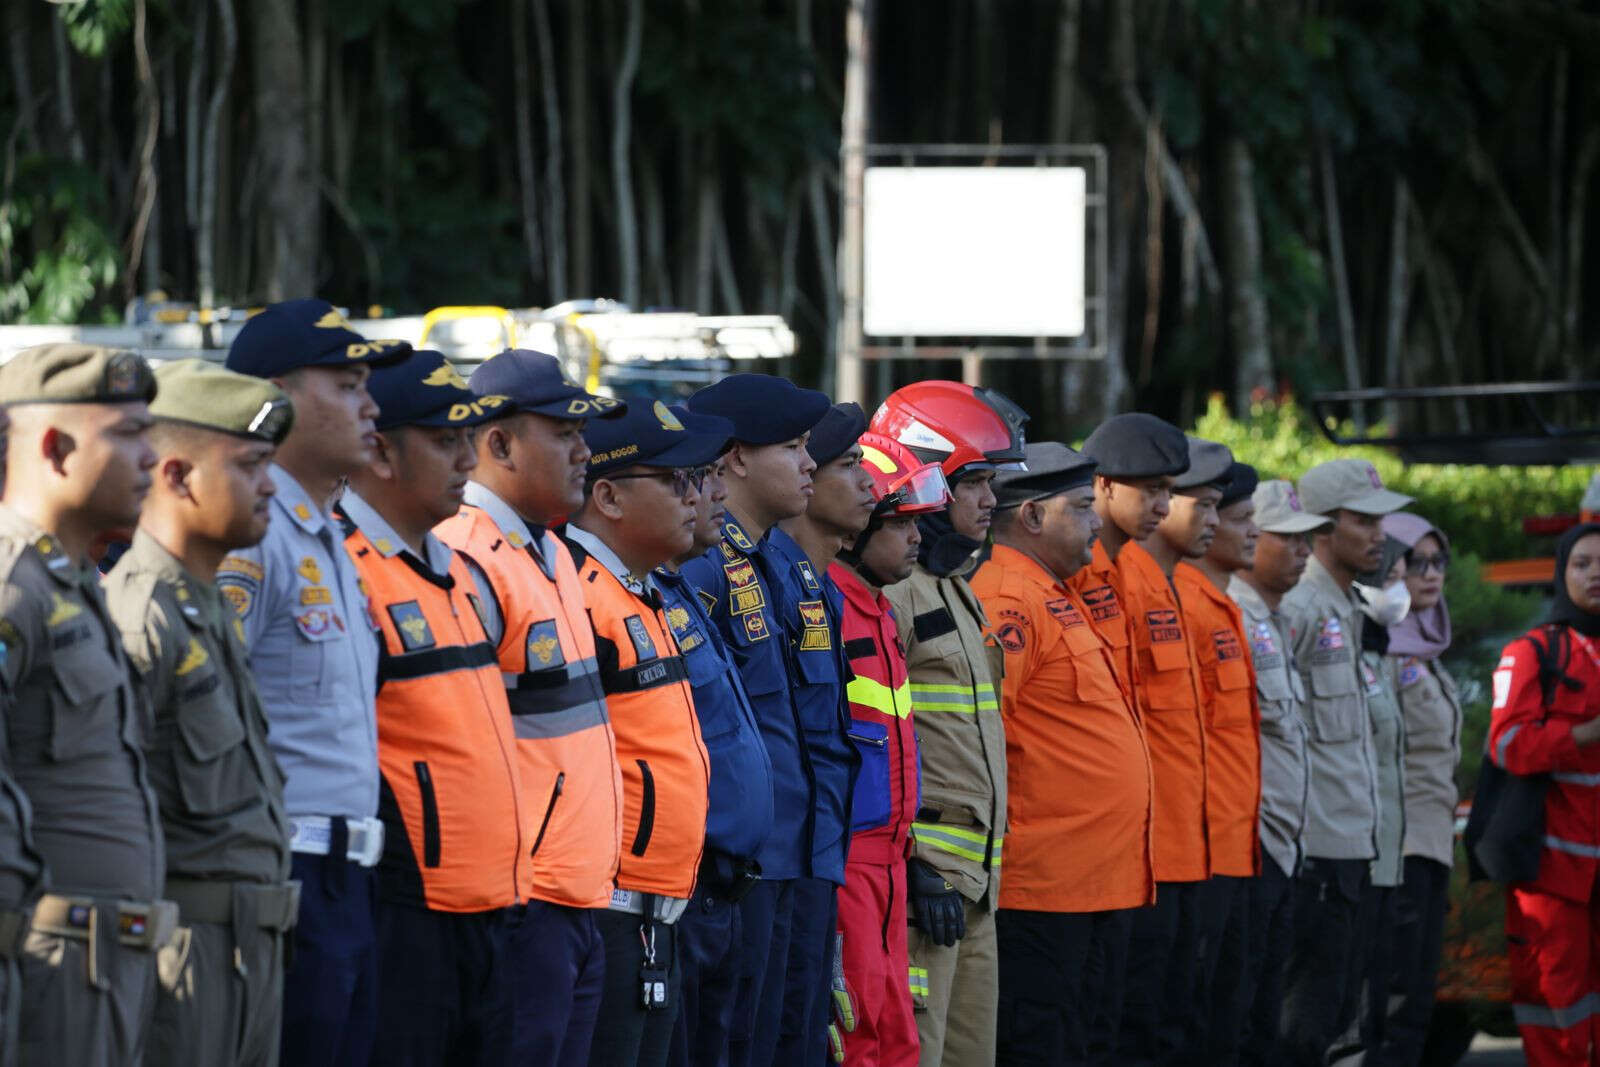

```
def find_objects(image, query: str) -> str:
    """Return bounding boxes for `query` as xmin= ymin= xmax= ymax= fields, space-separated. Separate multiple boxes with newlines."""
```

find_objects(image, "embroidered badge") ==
xmin=1361 ymin=660 xmax=1382 ymax=696
xmin=624 ymin=615 xmax=658 ymax=660
xmin=175 ymin=638 xmax=209 ymax=677
xmin=996 ymin=621 xmax=1026 ymax=653
xmin=796 ymin=560 xmax=821 ymax=592
xmin=298 ymin=557 xmax=323 ymax=584
xmin=725 ymin=522 xmax=755 ymax=553
xmin=220 ymin=582 xmax=253 ymax=618
xmin=293 ymin=504 xmax=312 ymax=522
xmin=295 ymin=609 xmax=334 ymax=639
xmin=697 ymin=588 xmax=718 ymax=615
xmin=175 ymin=584 xmax=201 ymax=621
xmin=1044 ymin=598 xmax=1086 ymax=629
xmin=798 ymin=599 xmax=832 ymax=651
xmin=718 ymin=542 xmax=739 ymax=562
xmin=1080 ymin=584 xmax=1121 ymax=622
xmin=1398 ymin=658 xmax=1423 ymax=688
xmin=46 ymin=593 xmax=82 ymax=628
xmin=1213 ymin=629 xmax=1244 ymax=662
xmin=232 ymin=617 xmax=247 ymax=644
xmin=387 ymin=602 xmax=435 ymax=652
xmin=218 ymin=556 xmax=264 ymax=582
xmin=1145 ymin=608 xmax=1182 ymax=644
xmin=375 ymin=538 xmax=396 ymax=555
xmin=666 ymin=606 xmax=692 ymax=633
xmin=730 ymin=584 xmax=765 ymax=616
xmin=1316 ymin=616 xmax=1345 ymax=651
xmin=741 ymin=610 xmax=770 ymax=643
xmin=300 ymin=586 xmax=333 ymax=606
xmin=526 ymin=620 xmax=565 ymax=668
xmin=724 ymin=559 xmax=757 ymax=589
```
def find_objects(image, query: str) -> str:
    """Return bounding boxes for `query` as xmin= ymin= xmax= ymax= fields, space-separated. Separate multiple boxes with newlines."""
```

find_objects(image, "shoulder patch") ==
xmin=387 ymin=601 xmax=435 ymax=652
xmin=741 ymin=609 xmax=770 ymax=643
xmin=725 ymin=521 xmax=755 ymax=552
xmin=996 ymin=620 xmax=1027 ymax=653
xmin=624 ymin=615 xmax=658 ymax=660
xmin=1144 ymin=608 xmax=1182 ymax=643
xmin=1398 ymin=657 xmax=1424 ymax=688
xmin=218 ymin=556 xmax=264 ymax=582
xmin=1045 ymin=598 xmax=1086 ymax=629
xmin=798 ymin=599 xmax=831 ymax=650
xmin=525 ymin=620 xmax=565 ymax=668
xmin=219 ymin=581 xmax=254 ymax=618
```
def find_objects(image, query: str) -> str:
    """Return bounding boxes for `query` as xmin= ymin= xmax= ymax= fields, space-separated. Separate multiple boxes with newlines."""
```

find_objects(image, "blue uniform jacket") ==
xmin=680 ymin=513 xmax=813 ymax=881
xmin=761 ymin=527 xmax=860 ymax=887
xmin=656 ymin=565 xmax=775 ymax=864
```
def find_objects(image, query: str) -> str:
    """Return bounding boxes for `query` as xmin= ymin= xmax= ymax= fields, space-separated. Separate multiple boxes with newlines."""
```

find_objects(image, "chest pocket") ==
xmin=1061 ymin=624 xmax=1122 ymax=705
xmin=46 ymin=650 xmax=125 ymax=763
xmin=1400 ymin=663 xmax=1459 ymax=747
xmin=1307 ymin=657 xmax=1364 ymax=743
xmin=288 ymin=603 xmax=346 ymax=702
xmin=175 ymin=681 xmax=255 ymax=816
xmin=1142 ymin=630 xmax=1196 ymax=712
xmin=1255 ymin=660 xmax=1298 ymax=729
xmin=847 ymin=719 xmax=891 ymax=834
xmin=794 ymin=643 xmax=844 ymax=734
xmin=1212 ymin=654 xmax=1254 ymax=727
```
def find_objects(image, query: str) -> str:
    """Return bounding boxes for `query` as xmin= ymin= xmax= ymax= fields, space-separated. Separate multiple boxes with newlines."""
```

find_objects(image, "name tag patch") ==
xmin=1080 ymin=584 xmax=1121 ymax=622
xmin=1145 ymin=609 xmax=1182 ymax=644
xmin=1045 ymin=598 xmax=1086 ymax=629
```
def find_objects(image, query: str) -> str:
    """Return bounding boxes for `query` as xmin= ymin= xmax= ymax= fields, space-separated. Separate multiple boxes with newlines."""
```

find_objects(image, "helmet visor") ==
xmin=885 ymin=462 xmax=951 ymax=514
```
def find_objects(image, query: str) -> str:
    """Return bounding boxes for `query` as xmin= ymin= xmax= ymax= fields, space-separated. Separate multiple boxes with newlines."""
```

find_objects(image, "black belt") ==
xmin=698 ymin=851 xmax=761 ymax=904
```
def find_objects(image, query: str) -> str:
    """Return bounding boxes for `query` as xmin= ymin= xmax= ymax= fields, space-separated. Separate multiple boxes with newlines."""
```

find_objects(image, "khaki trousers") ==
xmin=908 ymin=897 xmax=997 ymax=1067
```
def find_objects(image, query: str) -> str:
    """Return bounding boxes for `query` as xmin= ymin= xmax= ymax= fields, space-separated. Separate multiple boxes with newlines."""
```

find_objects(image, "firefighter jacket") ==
xmin=1229 ymin=577 xmax=1310 ymax=880
xmin=884 ymin=562 xmax=1006 ymax=908
xmin=971 ymin=544 xmax=1155 ymax=913
xmin=655 ymin=565 xmax=775 ymax=863
xmin=1282 ymin=555 xmax=1379 ymax=862
xmin=1118 ymin=542 xmax=1212 ymax=883
xmin=680 ymin=513 xmax=813 ymax=882
xmin=1489 ymin=625 xmax=1600 ymax=903
xmin=832 ymin=562 xmax=919 ymax=869
xmin=764 ymin=527 xmax=858 ymax=887
xmin=1175 ymin=563 xmax=1261 ymax=879
xmin=565 ymin=527 xmax=710 ymax=900
xmin=1071 ymin=540 xmax=1138 ymax=704
xmin=435 ymin=484 xmax=622 ymax=910
xmin=1395 ymin=655 xmax=1461 ymax=868
xmin=1363 ymin=651 xmax=1406 ymax=888
xmin=341 ymin=500 xmax=525 ymax=912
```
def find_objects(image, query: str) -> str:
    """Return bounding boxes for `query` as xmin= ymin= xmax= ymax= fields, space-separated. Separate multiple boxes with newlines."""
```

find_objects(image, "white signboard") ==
xmin=863 ymin=166 xmax=1086 ymax=337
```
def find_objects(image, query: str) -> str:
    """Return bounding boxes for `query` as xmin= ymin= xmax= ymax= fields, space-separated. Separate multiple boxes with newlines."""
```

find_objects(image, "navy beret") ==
xmin=468 ymin=349 xmax=626 ymax=421
xmin=686 ymin=373 xmax=829 ymax=445
xmin=585 ymin=398 xmax=735 ymax=477
xmin=1218 ymin=461 xmax=1259 ymax=509
xmin=1080 ymin=413 xmax=1190 ymax=480
xmin=806 ymin=403 xmax=868 ymax=467
xmin=226 ymin=299 xmax=411 ymax=378
xmin=368 ymin=350 xmax=510 ymax=430
xmin=1173 ymin=437 xmax=1234 ymax=491
xmin=993 ymin=442 xmax=1098 ymax=508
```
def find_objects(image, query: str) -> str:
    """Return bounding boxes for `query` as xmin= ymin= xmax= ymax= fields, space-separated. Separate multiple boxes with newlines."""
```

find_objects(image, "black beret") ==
xmin=806 ymin=403 xmax=868 ymax=466
xmin=687 ymin=373 xmax=829 ymax=445
xmin=1173 ymin=437 xmax=1234 ymax=491
xmin=1217 ymin=461 xmax=1259 ymax=509
xmin=993 ymin=442 xmax=1098 ymax=508
xmin=1080 ymin=413 xmax=1190 ymax=480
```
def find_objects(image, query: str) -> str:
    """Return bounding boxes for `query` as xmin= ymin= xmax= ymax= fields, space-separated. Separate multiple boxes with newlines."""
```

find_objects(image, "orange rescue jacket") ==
xmin=1070 ymin=540 xmax=1138 ymax=708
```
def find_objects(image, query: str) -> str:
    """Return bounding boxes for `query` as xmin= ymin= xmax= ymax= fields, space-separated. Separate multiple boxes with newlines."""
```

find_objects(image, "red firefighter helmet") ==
xmin=869 ymin=381 xmax=1028 ymax=483
xmin=858 ymin=431 xmax=951 ymax=519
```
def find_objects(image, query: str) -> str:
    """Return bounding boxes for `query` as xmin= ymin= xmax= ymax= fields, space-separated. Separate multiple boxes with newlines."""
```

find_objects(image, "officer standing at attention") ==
xmin=870 ymin=383 xmax=1022 ymax=1067
xmin=655 ymin=405 xmax=777 ymax=1067
xmin=680 ymin=373 xmax=830 ymax=1067
xmin=969 ymin=442 xmax=1155 ymax=1067
xmin=566 ymin=400 xmax=716 ymax=1067
xmin=1278 ymin=459 xmax=1411 ymax=1066
xmin=217 ymin=300 xmax=408 ymax=1066
xmin=434 ymin=349 xmax=624 ymax=1067
xmin=770 ymin=402 xmax=874 ymax=1062
xmin=0 ymin=343 xmax=172 ymax=1066
xmin=103 ymin=361 xmax=298 ymax=1067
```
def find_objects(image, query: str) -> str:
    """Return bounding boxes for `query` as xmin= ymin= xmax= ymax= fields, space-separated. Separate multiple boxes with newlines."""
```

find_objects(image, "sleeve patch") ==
xmin=218 ymin=556 xmax=265 ymax=582
xmin=996 ymin=621 xmax=1027 ymax=653
xmin=1492 ymin=668 xmax=1513 ymax=710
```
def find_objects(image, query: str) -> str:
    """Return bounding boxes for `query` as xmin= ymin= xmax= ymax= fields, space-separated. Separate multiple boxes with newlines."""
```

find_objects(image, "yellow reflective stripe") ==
xmin=908 ymin=682 xmax=998 ymax=714
xmin=912 ymin=823 xmax=1003 ymax=866
xmin=847 ymin=675 xmax=913 ymax=719
xmin=909 ymin=966 xmax=930 ymax=997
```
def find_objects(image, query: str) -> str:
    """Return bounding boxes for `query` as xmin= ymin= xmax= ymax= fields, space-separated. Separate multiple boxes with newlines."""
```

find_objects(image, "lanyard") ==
xmin=1572 ymin=630 xmax=1600 ymax=675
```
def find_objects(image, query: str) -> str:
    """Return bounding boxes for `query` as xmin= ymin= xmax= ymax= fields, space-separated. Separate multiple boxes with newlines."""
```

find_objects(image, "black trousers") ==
xmin=1279 ymin=857 xmax=1370 ymax=1067
xmin=371 ymin=904 xmax=512 ymax=1067
xmin=996 ymin=907 xmax=1133 ymax=1067
xmin=1190 ymin=874 xmax=1255 ymax=1065
xmin=1331 ymin=880 xmax=1397 ymax=1061
xmin=1370 ymin=856 xmax=1451 ymax=1067
xmin=590 ymin=906 xmax=682 ymax=1067
xmin=1120 ymin=880 xmax=1205 ymax=1066
xmin=1240 ymin=856 xmax=1296 ymax=1067
xmin=670 ymin=883 xmax=745 ymax=1067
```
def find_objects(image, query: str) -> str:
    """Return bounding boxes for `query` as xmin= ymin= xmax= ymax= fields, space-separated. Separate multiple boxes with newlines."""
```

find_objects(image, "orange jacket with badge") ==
xmin=1118 ymin=541 xmax=1211 ymax=883
xmin=971 ymin=544 xmax=1154 ymax=912
xmin=1070 ymin=540 xmax=1138 ymax=708
xmin=434 ymin=501 xmax=623 ymax=910
xmin=343 ymin=523 xmax=526 ymax=912
xmin=1175 ymin=563 xmax=1261 ymax=878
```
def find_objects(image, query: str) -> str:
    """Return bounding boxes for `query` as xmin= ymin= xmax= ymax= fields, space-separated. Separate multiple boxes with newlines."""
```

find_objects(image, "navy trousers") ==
xmin=727 ymin=878 xmax=794 ymax=1067
xmin=371 ymin=904 xmax=513 ymax=1067
xmin=670 ymin=884 xmax=745 ymax=1067
xmin=507 ymin=900 xmax=606 ymax=1067
xmin=1192 ymin=874 xmax=1256 ymax=1065
xmin=279 ymin=851 xmax=379 ymax=1067
xmin=775 ymin=876 xmax=837 ymax=1065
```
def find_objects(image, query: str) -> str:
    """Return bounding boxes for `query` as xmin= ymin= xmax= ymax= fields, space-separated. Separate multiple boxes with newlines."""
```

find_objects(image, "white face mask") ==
xmin=1356 ymin=579 xmax=1412 ymax=627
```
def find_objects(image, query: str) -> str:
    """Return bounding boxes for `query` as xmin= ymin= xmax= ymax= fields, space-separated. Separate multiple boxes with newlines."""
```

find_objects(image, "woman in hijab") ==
xmin=1486 ymin=523 xmax=1600 ymax=1065
xmin=1367 ymin=513 xmax=1463 ymax=1065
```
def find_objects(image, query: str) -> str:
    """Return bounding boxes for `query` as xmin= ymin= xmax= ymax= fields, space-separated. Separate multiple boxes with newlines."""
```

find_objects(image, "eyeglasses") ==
xmin=602 ymin=466 xmax=709 ymax=500
xmin=1409 ymin=552 xmax=1449 ymax=575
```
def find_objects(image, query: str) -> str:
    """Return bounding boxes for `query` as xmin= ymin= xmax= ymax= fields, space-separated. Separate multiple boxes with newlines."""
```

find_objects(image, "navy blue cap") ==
xmin=226 ymin=299 xmax=411 ymax=378
xmin=585 ymin=399 xmax=735 ymax=477
xmin=1081 ymin=413 xmax=1190 ymax=480
xmin=468 ymin=349 xmax=625 ymax=421
xmin=686 ymin=373 xmax=829 ymax=445
xmin=669 ymin=404 xmax=735 ymax=459
xmin=806 ymin=402 xmax=868 ymax=466
xmin=1218 ymin=461 xmax=1259 ymax=509
xmin=368 ymin=349 xmax=510 ymax=430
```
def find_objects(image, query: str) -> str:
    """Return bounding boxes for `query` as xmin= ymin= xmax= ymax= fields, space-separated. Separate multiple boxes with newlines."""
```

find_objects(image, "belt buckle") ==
xmin=350 ymin=820 xmax=384 ymax=867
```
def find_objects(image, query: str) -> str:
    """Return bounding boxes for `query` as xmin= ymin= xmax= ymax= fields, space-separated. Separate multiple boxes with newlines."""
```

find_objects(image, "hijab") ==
xmin=1549 ymin=521 xmax=1600 ymax=638
xmin=1384 ymin=512 xmax=1453 ymax=660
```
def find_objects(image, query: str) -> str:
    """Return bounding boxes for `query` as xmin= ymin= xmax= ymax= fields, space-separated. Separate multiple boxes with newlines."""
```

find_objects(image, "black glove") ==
xmin=906 ymin=858 xmax=966 ymax=947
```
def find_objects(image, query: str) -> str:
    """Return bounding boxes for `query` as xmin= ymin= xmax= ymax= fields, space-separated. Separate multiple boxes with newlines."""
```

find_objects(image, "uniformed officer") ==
xmin=1278 ymin=459 xmax=1412 ymax=1066
xmin=566 ymin=399 xmax=717 ymax=1067
xmin=769 ymin=401 xmax=873 ymax=1063
xmin=217 ymin=300 xmax=409 ymax=1066
xmin=1228 ymin=479 xmax=1324 ymax=1066
xmin=655 ymin=405 xmax=777 ymax=1067
xmin=679 ymin=373 xmax=830 ymax=1067
xmin=0 ymin=343 xmax=173 ymax=1067
xmin=103 ymin=361 xmax=297 ymax=1067
xmin=434 ymin=349 xmax=624 ymax=1067
xmin=969 ymin=442 xmax=1154 ymax=1067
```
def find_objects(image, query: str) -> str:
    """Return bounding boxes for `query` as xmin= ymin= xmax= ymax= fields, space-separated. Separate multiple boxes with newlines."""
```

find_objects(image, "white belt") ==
xmin=289 ymin=816 xmax=385 ymax=867
xmin=608 ymin=888 xmax=690 ymax=926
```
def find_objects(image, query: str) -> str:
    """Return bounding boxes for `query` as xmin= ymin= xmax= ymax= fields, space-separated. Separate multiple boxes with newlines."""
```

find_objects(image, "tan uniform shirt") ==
xmin=0 ymin=506 xmax=162 ymax=898
xmin=106 ymin=531 xmax=291 ymax=886
xmin=1394 ymin=656 xmax=1461 ymax=868
xmin=1281 ymin=555 xmax=1378 ymax=862
xmin=1362 ymin=650 xmax=1405 ymax=888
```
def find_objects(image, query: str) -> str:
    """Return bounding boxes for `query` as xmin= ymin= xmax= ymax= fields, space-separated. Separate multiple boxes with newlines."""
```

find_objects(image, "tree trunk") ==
xmin=694 ymin=149 xmax=716 ymax=313
xmin=1380 ymin=177 xmax=1410 ymax=427
xmin=1318 ymin=138 xmax=1363 ymax=422
xmin=611 ymin=0 xmax=643 ymax=307
xmin=198 ymin=0 xmax=237 ymax=309
xmin=1221 ymin=136 xmax=1272 ymax=410
xmin=531 ymin=0 xmax=567 ymax=302
xmin=124 ymin=0 xmax=162 ymax=303
xmin=185 ymin=0 xmax=208 ymax=224
xmin=568 ymin=1 xmax=592 ymax=297
xmin=1098 ymin=0 xmax=1139 ymax=417
xmin=640 ymin=149 xmax=670 ymax=305
xmin=249 ymin=0 xmax=316 ymax=299
xmin=714 ymin=200 xmax=743 ymax=316
xmin=836 ymin=0 xmax=870 ymax=403
xmin=510 ymin=0 xmax=543 ymax=292
xmin=1138 ymin=106 xmax=1165 ymax=387
xmin=5 ymin=3 xmax=40 ymax=155
xmin=1048 ymin=0 xmax=1082 ymax=141
xmin=1564 ymin=128 xmax=1600 ymax=379
xmin=50 ymin=18 xmax=86 ymax=163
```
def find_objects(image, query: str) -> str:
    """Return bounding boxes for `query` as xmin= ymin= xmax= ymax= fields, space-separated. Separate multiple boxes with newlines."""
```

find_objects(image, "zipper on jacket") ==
xmin=415 ymin=761 xmax=441 ymax=868
xmin=529 ymin=773 xmax=565 ymax=858
xmin=631 ymin=759 xmax=656 ymax=857
xmin=848 ymin=730 xmax=887 ymax=748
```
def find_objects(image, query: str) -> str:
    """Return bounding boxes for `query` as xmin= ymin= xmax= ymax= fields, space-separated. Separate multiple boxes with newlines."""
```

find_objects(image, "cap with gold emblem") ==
xmin=468 ymin=348 xmax=626 ymax=421
xmin=0 ymin=343 xmax=157 ymax=405
xmin=150 ymin=359 xmax=295 ymax=444
xmin=367 ymin=348 xmax=510 ymax=430
xmin=225 ymin=298 xmax=411 ymax=377
xmin=583 ymin=397 xmax=734 ymax=477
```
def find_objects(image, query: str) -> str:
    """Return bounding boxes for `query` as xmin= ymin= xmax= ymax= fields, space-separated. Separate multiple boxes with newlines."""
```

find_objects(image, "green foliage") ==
xmin=0 ymin=157 xmax=123 ymax=325
xmin=58 ymin=0 xmax=134 ymax=58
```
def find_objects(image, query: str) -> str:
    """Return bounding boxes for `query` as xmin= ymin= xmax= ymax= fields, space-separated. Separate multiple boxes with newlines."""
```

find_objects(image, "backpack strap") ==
xmin=1528 ymin=624 xmax=1584 ymax=709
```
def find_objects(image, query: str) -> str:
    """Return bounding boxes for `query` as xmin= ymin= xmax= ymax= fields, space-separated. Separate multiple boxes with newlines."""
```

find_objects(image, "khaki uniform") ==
xmin=885 ymin=562 xmax=1006 ymax=1067
xmin=0 ymin=506 xmax=171 ymax=1067
xmin=1394 ymin=657 xmax=1460 ymax=868
xmin=1361 ymin=652 xmax=1406 ymax=888
xmin=105 ymin=530 xmax=297 ymax=1067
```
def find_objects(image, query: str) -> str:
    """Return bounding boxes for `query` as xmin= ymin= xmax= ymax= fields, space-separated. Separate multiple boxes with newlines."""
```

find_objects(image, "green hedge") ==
xmin=1190 ymin=395 xmax=1594 ymax=562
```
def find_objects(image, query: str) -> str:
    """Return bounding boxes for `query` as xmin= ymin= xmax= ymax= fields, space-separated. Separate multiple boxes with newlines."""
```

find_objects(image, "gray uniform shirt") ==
xmin=1229 ymin=577 xmax=1309 ymax=879
xmin=106 ymin=531 xmax=292 ymax=885
xmin=0 ymin=505 xmax=163 ymax=898
xmin=1281 ymin=555 xmax=1379 ymax=861
xmin=217 ymin=466 xmax=380 ymax=820
xmin=1362 ymin=650 xmax=1406 ymax=888
xmin=1395 ymin=655 xmax=1461 ymax=868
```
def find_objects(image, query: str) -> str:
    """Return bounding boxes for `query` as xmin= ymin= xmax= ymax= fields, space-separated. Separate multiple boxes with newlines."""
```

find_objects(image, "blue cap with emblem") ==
xmin=584 ymin=398 xmax=735 ymax=477
xmin=686 ymin=373 xmax=830 ymax=446
xmin=226 ymin=299 xmax=412 ymax=377
xmin=367 ymin=349 xmax=511 ymax=430
xmin=468 ymin=349 xmax=627 ymax=421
